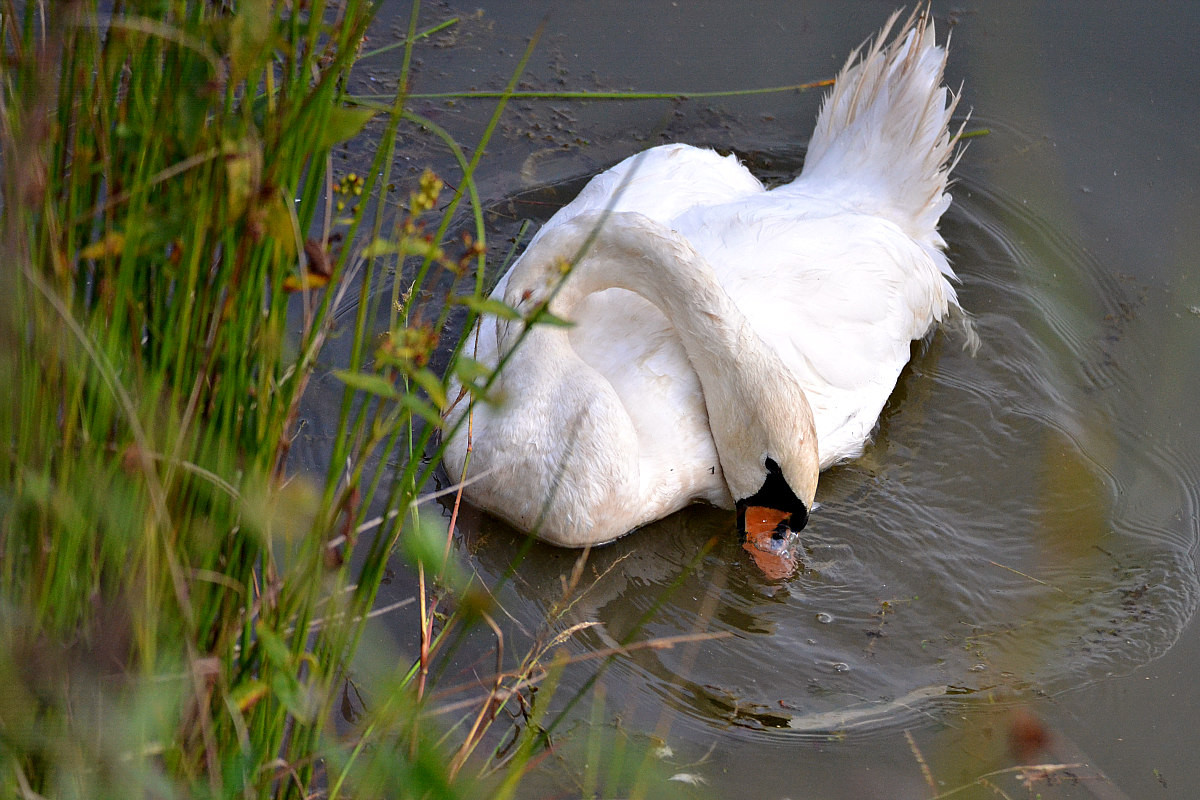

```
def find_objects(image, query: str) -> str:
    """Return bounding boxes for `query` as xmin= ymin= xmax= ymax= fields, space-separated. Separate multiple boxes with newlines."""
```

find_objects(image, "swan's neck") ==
xmin=502 ymin=211 xmax=819 ymax=515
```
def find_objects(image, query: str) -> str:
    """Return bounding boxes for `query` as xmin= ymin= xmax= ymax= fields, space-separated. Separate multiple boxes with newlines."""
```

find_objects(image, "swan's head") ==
xmin=734 ymin=454 xmax=816 ymax=579
xmin=715 ymin=360 xmax=819 ymax=580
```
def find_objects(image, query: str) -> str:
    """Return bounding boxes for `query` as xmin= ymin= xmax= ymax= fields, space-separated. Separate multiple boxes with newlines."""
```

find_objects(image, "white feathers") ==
xmin=442 ymin=10 xmax=967 ymax=546
xmin=797 ymin=8 xmax=964 ymax=247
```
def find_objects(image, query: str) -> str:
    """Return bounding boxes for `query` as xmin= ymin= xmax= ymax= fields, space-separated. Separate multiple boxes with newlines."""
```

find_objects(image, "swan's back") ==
xmin=675 ymin=201 xmax=950 ymax=466
xmin=526 ymin=143 xmax=764 ymax=243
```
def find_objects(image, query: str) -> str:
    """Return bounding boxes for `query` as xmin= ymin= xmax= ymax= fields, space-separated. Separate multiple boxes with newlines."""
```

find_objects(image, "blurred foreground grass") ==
xmin=0 ymin=1 xmax=640 ymax=797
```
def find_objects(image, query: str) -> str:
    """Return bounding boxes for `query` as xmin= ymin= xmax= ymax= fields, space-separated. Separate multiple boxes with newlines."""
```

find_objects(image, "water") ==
xmin=313 ymin=2 xmax=1200 ymax=797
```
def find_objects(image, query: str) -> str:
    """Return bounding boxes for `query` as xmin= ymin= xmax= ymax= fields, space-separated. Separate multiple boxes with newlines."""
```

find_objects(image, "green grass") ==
xmin=0 ymin=0 xmax=491 ymax=796
xmin=0 ymin=1 xmax=727 ymax=798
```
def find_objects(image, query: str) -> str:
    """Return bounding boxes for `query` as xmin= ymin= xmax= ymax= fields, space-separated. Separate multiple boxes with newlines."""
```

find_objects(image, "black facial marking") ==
xmin=735 ymin=457 xmax=810 ymax=535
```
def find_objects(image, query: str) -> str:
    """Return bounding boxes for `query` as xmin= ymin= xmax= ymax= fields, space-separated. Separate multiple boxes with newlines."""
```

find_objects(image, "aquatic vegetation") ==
xmin=0 ymin=0 xmax=469 ymax=795
xmin=0 ymin=0 xmax=736 ymax=795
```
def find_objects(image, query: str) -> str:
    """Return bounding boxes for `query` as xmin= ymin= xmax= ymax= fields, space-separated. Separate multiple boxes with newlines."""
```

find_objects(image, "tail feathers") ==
xmin=794 ymin=7 xmax=965 ymax=247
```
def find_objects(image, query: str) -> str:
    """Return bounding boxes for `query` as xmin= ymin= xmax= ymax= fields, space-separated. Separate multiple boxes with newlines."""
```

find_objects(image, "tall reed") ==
xmin=0 ymin=0 xmax=506 ymax=796
xmin=0 ymin=1 xmax=729 ymax=796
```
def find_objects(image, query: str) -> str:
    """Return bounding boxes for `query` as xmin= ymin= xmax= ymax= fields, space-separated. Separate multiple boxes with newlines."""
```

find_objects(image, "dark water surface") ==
xmin=302 ymin=2 xmax=1200 ymax=797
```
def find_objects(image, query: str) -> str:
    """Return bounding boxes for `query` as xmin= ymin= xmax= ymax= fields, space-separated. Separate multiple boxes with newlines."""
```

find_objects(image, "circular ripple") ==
xmin=443 ymin=162 xmax=1200 ymax=742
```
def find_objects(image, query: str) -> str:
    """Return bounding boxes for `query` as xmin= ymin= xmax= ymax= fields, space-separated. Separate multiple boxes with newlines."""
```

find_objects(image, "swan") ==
xmin=442 ymin=9 xmax=967 ymax=567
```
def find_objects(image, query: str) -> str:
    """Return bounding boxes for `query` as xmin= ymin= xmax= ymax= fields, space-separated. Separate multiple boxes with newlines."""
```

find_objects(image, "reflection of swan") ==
xmin=444 ymin=9 xmax=967 ymax=550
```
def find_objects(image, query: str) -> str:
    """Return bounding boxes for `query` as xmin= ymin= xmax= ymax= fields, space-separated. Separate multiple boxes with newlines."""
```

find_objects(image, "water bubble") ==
xmin=831 ymin=662 xmax=850 ymax=673
xmin=815 ymin=612 xmax=834 ymax=624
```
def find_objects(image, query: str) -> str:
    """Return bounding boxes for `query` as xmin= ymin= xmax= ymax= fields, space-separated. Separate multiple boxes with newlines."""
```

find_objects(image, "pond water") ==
xmin=301 ymin=2 xmax=1200 ymax=797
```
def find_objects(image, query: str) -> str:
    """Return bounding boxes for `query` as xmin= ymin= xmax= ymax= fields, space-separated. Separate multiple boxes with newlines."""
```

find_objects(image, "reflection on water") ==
xmin=447 ymin=162 xmax=1200 ymax=744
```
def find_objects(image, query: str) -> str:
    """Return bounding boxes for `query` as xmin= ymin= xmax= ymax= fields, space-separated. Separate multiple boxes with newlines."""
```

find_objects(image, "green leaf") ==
xmin=362 ymin=237 xmax=399 ymax=258
xmin=397 ymin=394 xmax=443 ymax=427
xmin=400 ymin=236 xmax=444 ymax=260
xmin=453 ymin=356 xmax=493 ymax=386
xmin=223 ymin=137 xmax=263 ymax=219
xmin=400 ymin=511 xmax=469 ymax=591
xmin=456 ymin=294 xmax=521 ymax=321
xmin=263 ymin=190 xmax=297 ymax=258
xmin=317 ymin=105 xmax=376 ymax=151
xmin=531 ymin=307 xmax=576 ymax=328
xmin=230 ymin=0 xmax=274 ymax=82
xmin=366 ymin=236 xmax=443 ymax=260
xmin=332 ymin=369 xmax=399 ymax=399
xmin=270 ymin=669 xmax=314 ymax=723
xmin=230 ymin=679 xmax=270 ymax=713
xmin=409 ymin=367 xmax=447 ymax=410
xmin=78 ymin=231 xmax=126 ymax=260
xmin=255 ymin=622 xmax=292 ymax=669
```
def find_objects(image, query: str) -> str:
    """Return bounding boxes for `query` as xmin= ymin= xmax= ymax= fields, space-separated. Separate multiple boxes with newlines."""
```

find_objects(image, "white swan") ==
xmin=443 ymin=9 xmax=967 ymax=561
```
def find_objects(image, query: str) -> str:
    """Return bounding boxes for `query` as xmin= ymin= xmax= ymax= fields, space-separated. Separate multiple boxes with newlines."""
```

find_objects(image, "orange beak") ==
xmin=740 ymin=505 xmax=798 ymax=580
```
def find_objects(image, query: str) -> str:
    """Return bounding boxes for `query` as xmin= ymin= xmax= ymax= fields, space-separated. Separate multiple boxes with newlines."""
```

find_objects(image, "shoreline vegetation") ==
xmin=0 ymin=2 xmax=731 ymax=797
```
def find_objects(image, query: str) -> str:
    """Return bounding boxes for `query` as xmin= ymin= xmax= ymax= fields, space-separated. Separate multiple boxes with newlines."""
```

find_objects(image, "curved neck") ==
xmin=501 ymin=211 xmax=819 ymax=507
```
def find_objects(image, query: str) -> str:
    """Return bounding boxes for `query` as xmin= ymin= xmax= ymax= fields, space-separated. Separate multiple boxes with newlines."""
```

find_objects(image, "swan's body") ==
xmin=443 ymin=10 xmax=967 ymax=550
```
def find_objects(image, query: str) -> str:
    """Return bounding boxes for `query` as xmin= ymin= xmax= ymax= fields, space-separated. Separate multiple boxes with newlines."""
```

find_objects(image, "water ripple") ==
xmin=446 ymin=167 xmax=1200 ymax=743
